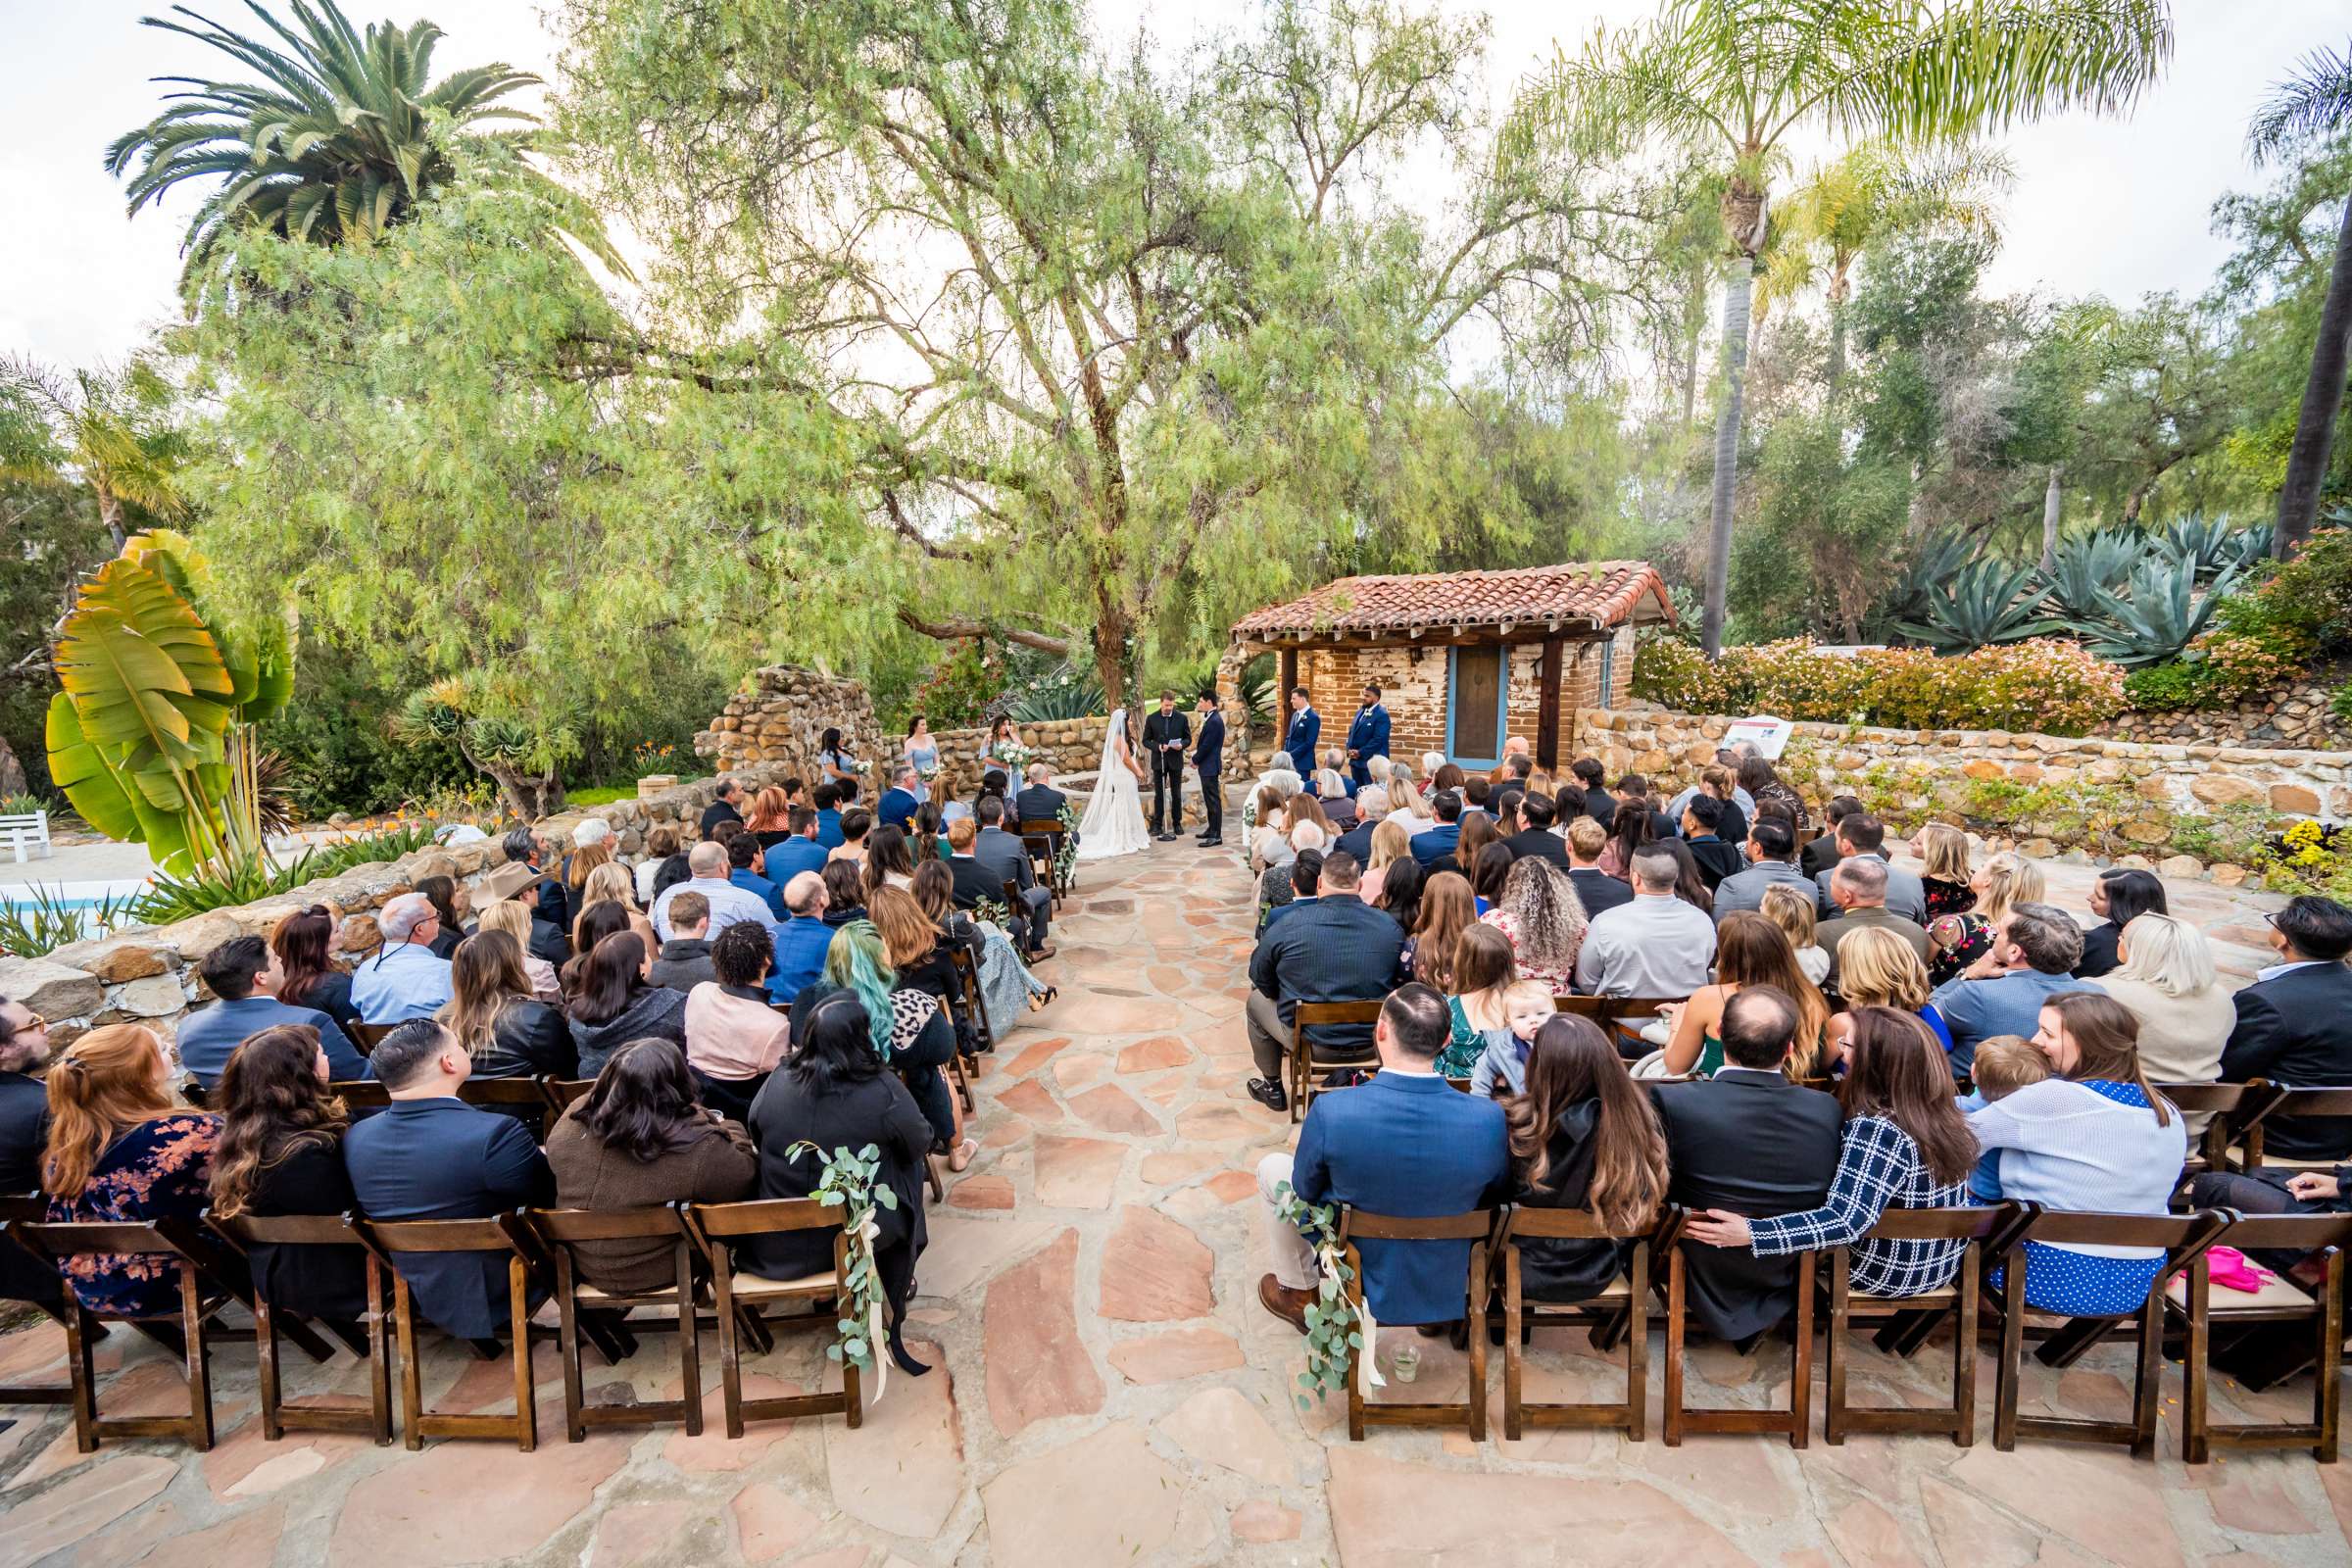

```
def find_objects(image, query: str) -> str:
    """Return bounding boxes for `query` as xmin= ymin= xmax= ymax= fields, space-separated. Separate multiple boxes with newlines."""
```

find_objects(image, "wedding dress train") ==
xmin=1077 ymin=708 xmax=1152 ymax=860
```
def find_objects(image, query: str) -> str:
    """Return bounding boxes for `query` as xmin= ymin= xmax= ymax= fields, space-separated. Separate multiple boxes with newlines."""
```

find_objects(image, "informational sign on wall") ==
xmin=1721 ymin=715 xmax=1794 ymax=760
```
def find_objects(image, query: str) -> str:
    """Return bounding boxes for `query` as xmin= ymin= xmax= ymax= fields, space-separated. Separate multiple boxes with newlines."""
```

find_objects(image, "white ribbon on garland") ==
xmin=1315 ymin=1236 xmax=1383 ymax=1390
xmin=854 ymin=1205 xmax=888 ymax=1405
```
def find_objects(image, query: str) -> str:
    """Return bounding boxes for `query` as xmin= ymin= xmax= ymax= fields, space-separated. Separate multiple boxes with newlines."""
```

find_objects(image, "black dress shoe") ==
xmin=1245 ymin=1076 xmax=1289 ymax=1112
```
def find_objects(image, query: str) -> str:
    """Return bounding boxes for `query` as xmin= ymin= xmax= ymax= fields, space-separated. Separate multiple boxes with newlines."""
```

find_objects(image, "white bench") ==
xmin=1 ymin=809 xmax=51 ymax=864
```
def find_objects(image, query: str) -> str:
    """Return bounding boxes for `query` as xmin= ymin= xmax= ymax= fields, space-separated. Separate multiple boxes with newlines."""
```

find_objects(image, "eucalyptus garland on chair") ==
xmin=1274 ymin=1181 xmax=1380 ymax=1408
xmin=789 ymin=1140 xmax=896 ymax=1402
xmin=1054 ymin=799 xmax=1082 ymax=884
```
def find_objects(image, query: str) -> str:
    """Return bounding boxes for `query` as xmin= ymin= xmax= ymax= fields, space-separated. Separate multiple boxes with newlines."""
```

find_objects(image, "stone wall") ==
xmin=692 ymin=666 xmax=881 ymax=789
xmin=2095 ymin=674 xmax=2347 ymax=751
xmin=927 ymin=716 xmax=1110 ymax=796
xmin=0 ymin=767 xmax=795 ymax=1064
xmin=1569 ymin=705 xmax=2350 ymax=881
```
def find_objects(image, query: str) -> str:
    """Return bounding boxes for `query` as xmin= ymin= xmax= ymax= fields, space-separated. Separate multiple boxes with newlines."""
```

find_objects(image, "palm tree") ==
xmin=1757 ymin=139 xmax=2016 ymax=390
xmin=105 ymin=0 xmax=620 ymax=295
xmin=0 ymin=356 xmax=187 ymax=551
xmin=2249 ymin=39 xmax=2352 ymax=562
xmin=1549 ymin=0 xmax=2174 ymax=655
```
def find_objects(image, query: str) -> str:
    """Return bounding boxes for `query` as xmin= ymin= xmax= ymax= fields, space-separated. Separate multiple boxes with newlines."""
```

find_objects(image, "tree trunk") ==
xmin=96 ymin=488 xmax=126 ymax=552
xmin=0 ymin=733 xmax=26 ymax=799
xmin=1091 ymin=596 xmax=1132 ymax=726
xmin=2039 ymin=465 xmax=2063 ymax=573
xmin=1680 ymin=269 xmax=1708 ymax=427
xmin=2274 ymin=191 xmax=2352 ymax=561
xmin=1826 ymin=304 xmax=1848 ymax=396
xmin=1701 ymin=253 xmax=1756 ymax=658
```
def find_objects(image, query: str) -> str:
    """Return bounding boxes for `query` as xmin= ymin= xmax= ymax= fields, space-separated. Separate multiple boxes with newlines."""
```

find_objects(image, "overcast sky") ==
xmin=5 ymin=0 xmax=2346 ymax=372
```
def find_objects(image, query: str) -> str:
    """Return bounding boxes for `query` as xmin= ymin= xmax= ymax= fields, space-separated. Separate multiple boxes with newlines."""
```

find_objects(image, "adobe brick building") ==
xmin=1225 ymin=562 xmax=1673 ymax=774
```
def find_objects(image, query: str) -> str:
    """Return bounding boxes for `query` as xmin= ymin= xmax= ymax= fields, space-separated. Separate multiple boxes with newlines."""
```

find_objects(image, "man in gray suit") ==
xmin=1711 ymin=818 xmax=1815 ymax=921
xmin=1810 ymin=813 xmax=1926 ymax=925
xmin=973 ymin=795 xmax=1054 ymax=959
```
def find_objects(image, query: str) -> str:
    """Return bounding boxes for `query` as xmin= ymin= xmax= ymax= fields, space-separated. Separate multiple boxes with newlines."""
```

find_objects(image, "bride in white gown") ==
xmin=1077 ymin=707 xmax=1152 ymax=860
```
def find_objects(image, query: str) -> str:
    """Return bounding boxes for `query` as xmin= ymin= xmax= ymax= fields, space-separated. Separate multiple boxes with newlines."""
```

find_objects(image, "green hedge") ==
xmin=1632 ymin=637 xmax=2126 ymax=737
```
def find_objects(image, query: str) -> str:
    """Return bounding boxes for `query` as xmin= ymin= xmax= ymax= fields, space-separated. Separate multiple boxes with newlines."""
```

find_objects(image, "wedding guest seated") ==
xmin=785 ymin=922 xmax=967 ymax=1166
xmin=37 ymin=1024 xmax=220 ymax=1315
xmin=270 ymin=904 xmax=364 ymax=1031
xmin=1740 ymin=755 xmax=1806 ymax=834
xmin=635 ymin=826 xmax=681 ymax=905
xmin=576 ymin=861 xmax=662 ymax=956
xmin=1464 ymin=978 xmax=1562 ymax=1097
xmin=1802 ymin=797 xmax=1864 ymax=879
xmin=1440 ymin=924 xmax=1519 ymax=1080
xmin=1244 ymin=852 xmax=1403 ymax=1113
xmin=1969 ymin=993 xmax=2185 ymax=1315
xmin=415 ymin=876 xmax=468 ymax=961
xmin=1258 ymin=824 xmax=1327 ymax=918
xmin=820 ymin=859 xmax=867 ymax=927
xmin=1659 ymin=838 xmax=1716 ymax=916
xmin=652 ymin=842 xmax=777 ymax=943
xmin=1314 ymin=766 xmax=1359 ymax=828
xmin=1657 ymin=912 xmax=1830 ymax=1079
xmin=1481 ymin=856 xmax=1587 ymax=997
xmin=493 ymin=863 xmax=575 ymax=967
xmin=1359 ymin=820 xmax=1411 ymax=905
xmin=502 ymin=827 xmax=570 ymax=935
xmin=440 ymin=931 xmax=577 ymax=1080
xmin=1758 ymin=883 xmax=1832 ymax=987
xmin=1911 ymin=821 xmax=1977 ymax=921
xmin=1495 ymin=1015 xmax=1667 ymax=1302
xmin=1711 ymin=818 xmax=1812 ymax=919
xmin=1254 ymin=984 xmax=1509 ymax=1332
xmin=1383 ymin=773 xmax=1433 ymax=840
xmin=475 ymin=898 xmax=563 ymax=1003
xmin=1686 ymin=1007 xmax=1974 ymax=1298
xmin=944 ymin=818 xmax=1002 ymax=909
xmin=974 ymin=796 xmax=1054 ymax=959
xmin=566 ymin=933 xmax=690 ymax=1077
xmin=769 ymin=871 xmax=834 ymax=1004
xmin=1679 ymin=795 xmax=1743 ymax=892
xmin=1651 ymin=988 xmax=1841 ymax=1342
xmin=744 ymin=785 xmax=793 ymax=850
xmin=351 ymin=893 xmax=456 ymax=1023
xmin=1564 ymin=817 xmax=1633 ymax=915
xmin=1469 ymin=841 xmax=1513 ymax=917
xmin=763 ymin=807 xmax=832 ymax=887
xmin=1826 ymin=925 xmax=1952 ymax=1057
xmin=1667 ymin=760 xmax=1753 ymax=844
xmin=207 ymin=1024 xmax=367 ymax=1323
xmin=1372 ymin=857 xmax=1425 ymax=936
xmin=1401 ymin=870 xmax=1476 ymax=988
xmin=1014 ymin=762 xmax=1069 ymax=828
xmin=877 ymin=764 xmax=922 ymax=831
xmin=1810 ymin=812 xmax=1926 ymax=924
xmin=544 ymin=1039 xmax=756 ymax=1296
xmin=2097 ymin=913 xmax=2230 ymax=1109
xmin=2222 ymin=894 xmax=2352 ymax=1162
xmin=175 ymin=934 xmax=367 ymax=1090
xmin=1596 ymin=791 xmax=1656 ymax=880
xmin=1463 ymin=776 xmax=1495 ymax=820
xmin=1958 ymin=1036 xmax=2047 ymax=1201
xmin=743 ymin=995 xmax=932 ymax=1376
xmin=2075 ymin=868 xmax=2166 ymax=979
xmin=561 ymin=904 xmax=632 ymax=999
xmin=1500 ymin=791 xmax=1572 ymax=871
xmin=726 ymin=834 xmax=788 ymax=921
xmin=1568 ymin=758 xmax=1615 ymax=829
xmin=870 ymin=883 xmax=967 ymax=1035
xmin=0 ymin=998 xmax=50 ymax=1196
xmin=1574 ymin=848 xmax=1716 ymax=999
xmin=1432 ymin=807 xmax=1500 ymax=882
xmin=342 ymin=1019 xmax=555 ymax=1341
xmin=810 ymin=782 xmax=847 ymax=849
xmin=647 ymin=892 xmax=718 ymax=991
xmin=1816 ymin=858 xmax=1932 ymax=985
xmin=830 ymin=807 xmax=871 ymax=865
xmin=1929 ymin=903 xmax=2098 ymax=1080
xmin=1926 ymin=850 xmax=2044 ymax=986
xmin=700 ymin=777 xmax=747 ymax=837
xmin=562 ymin=822 xmax=618 ymax=912
xmin=1409 ymin=790 xmax=1464 ymax=868
xmin=1261 ymin=851 xmax=1323 ymax=933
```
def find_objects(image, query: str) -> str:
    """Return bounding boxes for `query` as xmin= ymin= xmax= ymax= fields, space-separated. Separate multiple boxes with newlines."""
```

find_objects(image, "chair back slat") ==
xmin=1862 ymin=1203 xmax=2022 ymax=1244
xmin=0 ymin=1194 xmax=43 ymax=1224
xmin=545 ymin=1079 xmax=596 ymax=1109
xmin=1293 ymin=1001 xmax=1385 ymax=1028
xmin=2153 ymin=1082 xmax=2266 ymax=1113
xmin=14 ymin=1219 xmax=177 ymax=1255
xmin=2208 ymin=1211 xmax=2352 ymax=1252
xmin=1502 ymin=1204 xmax=1663 ymax=1243
xmin=530 ymin=1206 xmax=687 ymax=1245
xmin=208 ymin=1211 xmax=358 ymax=1248
xmin=1018 ymin=819 xmax=1064 ymax=838
xmin=351 ymin=1022 xmax=400 ymax=1050
xmin=2264 ymin=1087 xmax=2352 ymax=1118
xmin=2018 ymin=1207 xmax=2228 ymax=1260
xmin=362 ymin=1214 xmax=527 ymax=1253
xmin=1339 ymin=1207 xmax=1494 ymax=1243
xmin=461 ymin=1079 xmax=550 ymax=1106
xmin=328 ymin=1080 xmax=393 ymax=1108
xmin=1551 ymin=995 xmax=1611 ymax=1018
xmin=689 ymin=1197 xmax=839 ymax=1240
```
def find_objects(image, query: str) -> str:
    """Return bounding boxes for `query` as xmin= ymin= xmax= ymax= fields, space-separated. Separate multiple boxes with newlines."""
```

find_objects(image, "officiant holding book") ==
xmin=1143 ymin=692 xmax=1193 ymax=843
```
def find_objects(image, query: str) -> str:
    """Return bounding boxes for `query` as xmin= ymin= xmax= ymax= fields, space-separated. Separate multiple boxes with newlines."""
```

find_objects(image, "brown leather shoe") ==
xmin=1257 ymin=1273 xmax=1314 ymax=1335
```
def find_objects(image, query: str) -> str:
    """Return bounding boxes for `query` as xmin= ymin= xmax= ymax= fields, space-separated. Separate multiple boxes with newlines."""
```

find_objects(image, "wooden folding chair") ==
xmin=947 ymin=946 xmax=999 ymax=1056
xmin=2158 ymin=1081 xmax=2281 ymax=1179
xmin=2236 ymin=1088 xmax=2352 ymax=1172
xmin=460 ymin=1076 xmax=554 ymax=1135
xmin=1550 ymin=995 xmax=1612 ymax=1020
xmin=206 ymin=1211 xmax=390 ymax=1445
xmin=349 ymin=1210 xmax=550 ymax=1450
xmin=2169 ymin=1210 xmax=2352 ymax=1464
xmin=528 ymin=1206 xmax=708 ymax=1441
xmin=7 ymin=1214 xmax=304 ymax=1452
xmin=1988 ymin=1206 xmax=2232 ymax=1455
xmin=931 ymin=980 xmax=978 ymax=1115
xmin=1601 ymin=996 xmax=1688 ymax=1059
xmin=1336 ymin=1208 xmax=1497 ymax=1443
xmin=683 ymin=1199 xmax=861 ymax=1437
xmin=329 ymin=1079 xmax=393 ymax=1110
xmin=1821 ymin=1204 xmax=2029 ymax=1447
xmin=351 ymin=1022 xmax=400 ymax=1051
xmin=1288 ymin=1001 xmax=1385 ymax=1123
xmin=0 ymin=1196 xmax=79 ymax=1409
xmin=1498 ymin=1205 xmax=1666 ymax=1442
xmin=1020 ymin=818 xmax=1071 ymax=902
xmin=1659 ymin=1207 xmax=1815 ymax=1448
xmin=543 ymin=1079 xmax=597 ymax=1112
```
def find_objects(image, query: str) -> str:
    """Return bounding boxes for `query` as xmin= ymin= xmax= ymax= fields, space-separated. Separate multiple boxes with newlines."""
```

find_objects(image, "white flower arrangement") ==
xmin=996 ymin=742 xmax=1034 ymax=771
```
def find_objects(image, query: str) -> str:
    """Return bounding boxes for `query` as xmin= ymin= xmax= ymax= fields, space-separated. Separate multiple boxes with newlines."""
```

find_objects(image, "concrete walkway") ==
xmin=0 ymin=840 xmax=2340 ymax=1568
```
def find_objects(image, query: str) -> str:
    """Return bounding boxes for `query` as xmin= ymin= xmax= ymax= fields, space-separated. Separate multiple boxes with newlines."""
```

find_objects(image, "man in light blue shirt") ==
xmin=1929 ymin=903 xmax=2103 ymax=1080
xmin=652 ymin=842 xmax=778 ymax=942
xmin=1573 ymin=847 xmax=1718 ymax=998
xmin=351 ymin=892 xmax=456 ymax=1023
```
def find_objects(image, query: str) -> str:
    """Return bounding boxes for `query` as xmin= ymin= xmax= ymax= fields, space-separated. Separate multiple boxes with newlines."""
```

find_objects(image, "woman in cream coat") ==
xmin=2095 ymin=913 xmax=2234 ymax=1130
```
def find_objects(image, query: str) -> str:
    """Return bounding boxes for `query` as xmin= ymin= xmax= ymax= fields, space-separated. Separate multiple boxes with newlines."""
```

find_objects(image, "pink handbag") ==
xmin=2204 ymin=1246 xmax=2274 ymax=1295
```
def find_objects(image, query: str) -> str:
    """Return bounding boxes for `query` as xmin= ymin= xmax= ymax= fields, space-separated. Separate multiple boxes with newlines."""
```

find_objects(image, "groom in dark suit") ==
xmin=1192 ymin=695 xmax=1226 ymax=846
xmin=1142 ymin=691 xmax=1192 ymax=843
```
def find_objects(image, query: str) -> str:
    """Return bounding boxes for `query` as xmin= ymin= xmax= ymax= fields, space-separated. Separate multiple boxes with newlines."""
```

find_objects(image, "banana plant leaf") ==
xmin=43 ymin=691 xmax=142 ymax=844
xmin=54 ymin=554 xmax=234 ymax=768
xmin=126 ymin=527 xmax=296 ymax=723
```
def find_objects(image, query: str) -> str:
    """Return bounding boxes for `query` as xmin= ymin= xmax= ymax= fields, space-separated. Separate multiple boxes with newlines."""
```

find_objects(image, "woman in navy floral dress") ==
xmin=41 ymin=1024 xmax=221 ymax=1316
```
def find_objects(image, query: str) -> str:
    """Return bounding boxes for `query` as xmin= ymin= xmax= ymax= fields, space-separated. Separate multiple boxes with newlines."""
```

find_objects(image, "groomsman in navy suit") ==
xmin=1283 ymin=687 xmax=1320 ymax=777
xmin=1192 ymin=695 xmax=1227 ymax=846
xmin=1345 ymin=683 xmax=1390 ymax=790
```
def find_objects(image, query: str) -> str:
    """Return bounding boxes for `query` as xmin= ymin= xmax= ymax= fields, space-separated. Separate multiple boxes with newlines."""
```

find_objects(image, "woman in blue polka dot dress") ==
xmin=1966 ymin=991 xmax=2187 ymax=1315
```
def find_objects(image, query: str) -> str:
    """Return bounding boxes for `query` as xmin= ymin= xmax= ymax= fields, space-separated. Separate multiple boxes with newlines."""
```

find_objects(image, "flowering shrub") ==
xmin=2259 ymin=820 xmax=2352 ymax=904
xmin=1632 ymin=637 xmax=2124 ymax=736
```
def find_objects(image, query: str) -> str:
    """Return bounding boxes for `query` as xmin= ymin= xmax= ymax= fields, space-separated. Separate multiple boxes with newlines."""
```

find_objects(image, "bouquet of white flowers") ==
xmin=995 ymin=742 xmax=1034 ymax=772
xmin=917 ymin=758 xmax=942 ymax=782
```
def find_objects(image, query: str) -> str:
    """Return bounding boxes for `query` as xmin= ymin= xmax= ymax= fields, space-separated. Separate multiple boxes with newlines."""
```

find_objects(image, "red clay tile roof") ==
xmin=1231 ymin=562 xmax=1673 ymax=641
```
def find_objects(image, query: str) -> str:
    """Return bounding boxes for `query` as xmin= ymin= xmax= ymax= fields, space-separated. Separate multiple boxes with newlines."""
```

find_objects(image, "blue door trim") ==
xmin=1445 ymin=646 xmax=1507 ymax=769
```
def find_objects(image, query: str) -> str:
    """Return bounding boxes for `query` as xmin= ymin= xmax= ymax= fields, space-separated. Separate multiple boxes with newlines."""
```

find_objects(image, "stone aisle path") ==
xmin=2 ymin=839 xmax=2349 ymax=1567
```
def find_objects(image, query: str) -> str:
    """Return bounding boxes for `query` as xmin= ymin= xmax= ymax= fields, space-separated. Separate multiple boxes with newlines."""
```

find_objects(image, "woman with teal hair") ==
xmin=786 ymin=920 xmax=970 ymax=1167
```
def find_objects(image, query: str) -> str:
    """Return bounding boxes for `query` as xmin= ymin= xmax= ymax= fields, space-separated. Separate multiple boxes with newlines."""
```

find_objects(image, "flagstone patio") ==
xmin=1 ymin=838 xmax=2346 ymax=1568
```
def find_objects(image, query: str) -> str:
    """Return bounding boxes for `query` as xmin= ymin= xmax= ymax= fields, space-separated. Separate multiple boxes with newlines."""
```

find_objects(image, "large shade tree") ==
xmin=2248 ymin=38 xmax=2352 ymax=560
xmin=105 ymin=0 xmax=619 ymax=296
xmin=1549 ymin=0 xmax=2175 ymax=654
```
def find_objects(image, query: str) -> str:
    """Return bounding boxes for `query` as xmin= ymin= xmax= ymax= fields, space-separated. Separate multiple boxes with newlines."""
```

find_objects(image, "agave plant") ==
xmin=1877 ymin=530 xmax=1981 ymax=628
xmin=1012 ymin=665 xmax=1108 ymax=722
xmin=2219 ymin=520 xmax=2278 ymax=576
xmin=2085 ymin=558 xmax=2242 ymax=666
xmin=1895 ymin=559 xmax=2059 ymax=654
xmin=2039 ymin=529 xmax=2143 ymax=620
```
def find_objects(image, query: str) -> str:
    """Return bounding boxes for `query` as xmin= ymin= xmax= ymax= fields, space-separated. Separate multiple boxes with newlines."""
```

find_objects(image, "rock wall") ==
xmin=692 ymin=666 xmax=881 ymax=789
xmin=926 ymin=716 xmax=1111 ymax=796
xmin=1569 ymin=705 xmax=2349 ymax=882
xmin=0 ymin=767 xmax=793 ymax=1063
xmin=2095 ymin=675 xmax=2347 ymax=751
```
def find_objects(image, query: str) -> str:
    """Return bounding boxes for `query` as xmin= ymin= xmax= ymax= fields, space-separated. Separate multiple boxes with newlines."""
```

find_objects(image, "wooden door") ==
xmin=1447 ymin=646 xmax=1505 ymax=767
